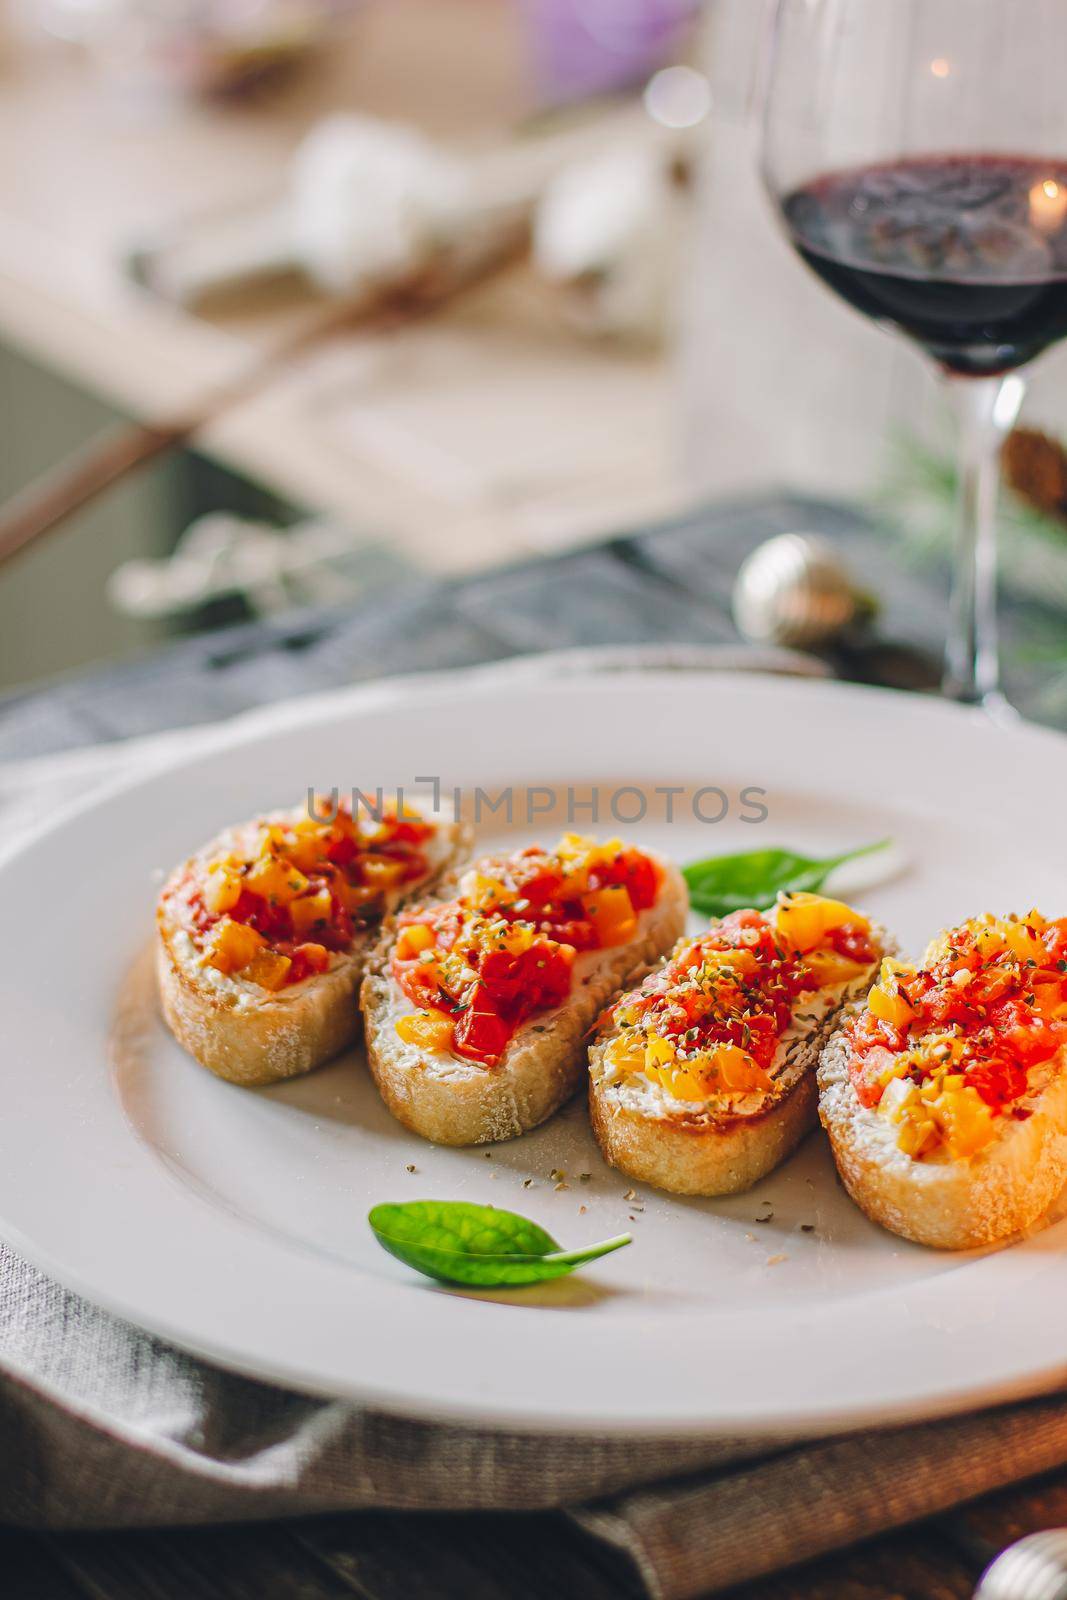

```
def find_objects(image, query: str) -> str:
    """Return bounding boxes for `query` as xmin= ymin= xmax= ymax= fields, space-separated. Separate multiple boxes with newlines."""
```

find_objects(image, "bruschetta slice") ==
xmin=589 ymin=893 xmax=891 ymax=1195
xmin=819 ymin=911 xmax=1067 ymax=1249
xmin=361 ymin=834 xmax=688 ymax=1146
xmin=157 ymin=797 xmax=469 ymax=1086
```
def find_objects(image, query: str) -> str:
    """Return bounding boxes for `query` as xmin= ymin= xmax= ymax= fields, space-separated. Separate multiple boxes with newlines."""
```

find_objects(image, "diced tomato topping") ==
xmin=845 ymin=916 xmax=1067 ymax=1120
xmin=592 ymin=848 xmax=660 ymax=911
xmin=726 ymin=1010 xmax=780 ymax=1071
xmin=288 ymin=944 xmax=331 ymax=984
xmin=452 ymin=991 xmax=514 ymax=1067
xmin=534 ymin=914 xmax=601 ymax=952
xmin=988 ymin=998 xmax=1062 ymax=1070
xmin=390 ymin=837 xmax=662 ymax=1067
xmin=966 ymin=1055 xmax=1029 ymax=1111
xmin=396 ymin=958 xmax=443 ymax=1007
xmin=829 ymin=921 xmax=878 ymax=965
xmin=478 ymin=949 xmax=529 ymax=1008
xmin=392 ymin=818 xmax=434 ymax=844
xmin=850 ymin=1045 xmax=900 ymax=1109
xmin=326 ymin=833 xmax=358 ymax=868
xmin=603 ymin=906 xmax=851 ymax=1078
xmin=516 ymin=867 xmax=566 ymax=908
xmin=175 ymin=801 xmax=434 ymax=991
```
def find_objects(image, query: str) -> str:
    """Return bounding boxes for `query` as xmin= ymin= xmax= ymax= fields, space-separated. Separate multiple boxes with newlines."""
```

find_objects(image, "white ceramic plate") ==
xmin=3 ymin=670 xmax=1067 ymax=1439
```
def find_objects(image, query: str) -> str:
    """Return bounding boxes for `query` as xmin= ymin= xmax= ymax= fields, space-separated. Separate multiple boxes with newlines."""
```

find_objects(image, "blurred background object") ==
xmin=107 ymin=510 xmax=405 ymax=618
xmin=26 ymin=0 xmax=361 ymax=101
xmin=0 ymin=0 xmax=716 ymax=696
xmin=1 ymin=0 xmax=1066 ymax=723
xmin=533 ymin=141 xmax=688 ymax=345
xmin=732 ymin=532 xmax=870 ymax=651
xmin=519 ymin=0 xmax=699 ymax=105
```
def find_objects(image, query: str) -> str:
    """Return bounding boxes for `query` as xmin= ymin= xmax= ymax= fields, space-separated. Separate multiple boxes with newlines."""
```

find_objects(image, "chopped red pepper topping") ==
xmin=847 ymin=913 xmax=1067 ymax=1119
xmin=392 ymin=835 xmax=661 ymax=1067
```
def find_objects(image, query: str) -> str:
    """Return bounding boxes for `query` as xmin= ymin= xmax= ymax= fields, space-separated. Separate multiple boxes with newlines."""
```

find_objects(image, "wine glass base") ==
xmin=941 ymin=681 xmax=1020 ymax=726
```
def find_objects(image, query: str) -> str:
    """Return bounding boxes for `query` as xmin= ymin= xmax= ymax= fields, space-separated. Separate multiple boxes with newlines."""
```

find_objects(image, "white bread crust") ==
xmin=589 ymin=928 xmax=890 ymax=1196
xmin=157 ymin=817 xmax=470 ymax=1086
xmin=819 ymin=1022 xmax=1067 ymax=1249
xmin=156 ymin=931 xmax=364 ymax=1087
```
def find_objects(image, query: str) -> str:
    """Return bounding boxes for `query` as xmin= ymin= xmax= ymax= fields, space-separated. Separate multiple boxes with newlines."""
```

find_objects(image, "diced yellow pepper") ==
xmin=337 ymin=880 xmax=380 ymax=916
xmin=936 ymin=1084 xmax=996 ymax=1160
xmin=897 ymin=1116 xmax=939 ymax=1158
xmin=1005 ymin=922 xmax=1046 ymax=966
xmin=203 ymin=863 xmax=242 ymax=916
xmin=284 ymin=831 xmax=331 ymax=875
xmin=242 ymin=951 xmax=293 ymax=991
xmin=644 ymin=1034 xmax=676 ymax=1073
xmin=290 ymin=811 xmax=325 ymax=834
xmin=395 ymin=1011 xmax=455 ymax=1052
xmin=395 ymin=922 xmax=436 ymax=961
xmin=649 ymin=1045 xmax=771 ymax=1101
xmin=289 ymin=888 xmax=334 ymax=939
xmin=581 ymin=885 xmax=638 ymax=947
xmin=557 ymin=833 xmax=601 ymax=860
xmin=585 ymin=838 xmax=625 ymax=874
xmin=692 ymin=1044 xmax=772 ymax=1093
xmin=557 ymin=865 xmax=590 ymax=899
xmin=868 ymin=983 xmax=916 ymax=1028
xmin=301 ymin=797 xmax=338 ymax=830
xmin=606 ymin=1037 xmax=646 ymax=1076
xmin=463 ymin=872 xmax=514 ymax=910
xmin=480 ymin=916 xmax=538 ymax=956
xmin=552 ymin=834 xmax=617 ymax=898
xmin=1032 ymin=978 xmax=1067 ymax=1019
xmin=204 ymin=917 xmax=267 ymax=975
xmin=653 ymin=1066 xmax=709 ymax=1101
xmin=974 ymin=922 xmax=1006 ymax=962
xmin=775 ymin=892 xmax=868 ymax=954
xmin=711 ymin=946 xmax=760 ymax=981
xmin=245 ymin=855 xmax=309 ymax=905
xmin=361 ymin=857 xmax=408 ymax=892
xmin=799 ymin=948 xmax=869 ymax=990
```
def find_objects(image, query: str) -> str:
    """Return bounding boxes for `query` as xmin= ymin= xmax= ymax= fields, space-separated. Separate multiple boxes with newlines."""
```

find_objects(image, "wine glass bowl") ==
xmin=779 ymin=157 xmax=1067 ymax=379
xmin=760 ymin=0 xmax=1067 ymax=709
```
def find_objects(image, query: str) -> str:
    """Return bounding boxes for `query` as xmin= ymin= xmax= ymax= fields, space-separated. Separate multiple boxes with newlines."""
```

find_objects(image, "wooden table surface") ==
xmin=3 ymin=494 xmax=1065 ymax=1598
xmin=9 ymin=1467 xmax=1067 ymax=1600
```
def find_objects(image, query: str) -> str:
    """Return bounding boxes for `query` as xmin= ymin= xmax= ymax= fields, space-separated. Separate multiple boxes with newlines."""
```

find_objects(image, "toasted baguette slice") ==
xmin=819 ymin=1026 xmax=1067 ymax=1249
xmin=157 ymin=808 xmax=469 ymax=1088
xmin=589 ymin=911 xmax=891 ymax=1196
xmin=362 ymin=851 xmax=688 ymax=1146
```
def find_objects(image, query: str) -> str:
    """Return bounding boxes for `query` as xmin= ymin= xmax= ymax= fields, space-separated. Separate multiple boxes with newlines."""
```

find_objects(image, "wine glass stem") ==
xmin=942 ymin=372 xmax=1025 ymax=708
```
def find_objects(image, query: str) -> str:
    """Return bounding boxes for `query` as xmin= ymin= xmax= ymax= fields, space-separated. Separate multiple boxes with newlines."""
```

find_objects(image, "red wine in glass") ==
xmin=782 ymin=154 xmax=1067 ymax=376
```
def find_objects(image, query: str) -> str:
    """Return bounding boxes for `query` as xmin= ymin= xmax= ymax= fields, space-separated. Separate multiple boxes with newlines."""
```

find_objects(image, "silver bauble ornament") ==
xmin=732 ymin=533 xmax=860 ymax=649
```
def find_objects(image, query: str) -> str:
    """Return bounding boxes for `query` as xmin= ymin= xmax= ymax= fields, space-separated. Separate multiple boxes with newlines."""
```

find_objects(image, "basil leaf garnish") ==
xmin=684 ymin=839 xmax=890 ymax=917
xmin=368 ymin=1200 xmax=631 ymax=1287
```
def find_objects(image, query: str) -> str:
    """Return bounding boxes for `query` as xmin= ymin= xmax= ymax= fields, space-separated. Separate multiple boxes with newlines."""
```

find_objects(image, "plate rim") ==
xmin=4 ymin=666 xmax=1067 ymax=1438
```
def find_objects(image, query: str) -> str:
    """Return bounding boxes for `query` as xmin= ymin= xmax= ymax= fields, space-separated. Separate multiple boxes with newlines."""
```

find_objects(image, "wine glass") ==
xmin=760 ymin=0 xmax=1067 ymax=713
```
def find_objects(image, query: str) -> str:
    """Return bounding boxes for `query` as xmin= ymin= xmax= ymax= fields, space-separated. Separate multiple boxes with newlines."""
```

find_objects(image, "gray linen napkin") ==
xmin=6 ymin=1234 xmax=1067 ymax=1597
xmin=4 ymin=671 xmax=1067 ymax=1597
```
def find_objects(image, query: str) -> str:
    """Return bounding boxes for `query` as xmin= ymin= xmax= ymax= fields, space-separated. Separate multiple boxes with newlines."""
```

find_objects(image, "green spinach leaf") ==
xmin=368 ymin=1200 xmax=631 ymax=1287
xmin=683 ymin=839 xmax=890 ymax=918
